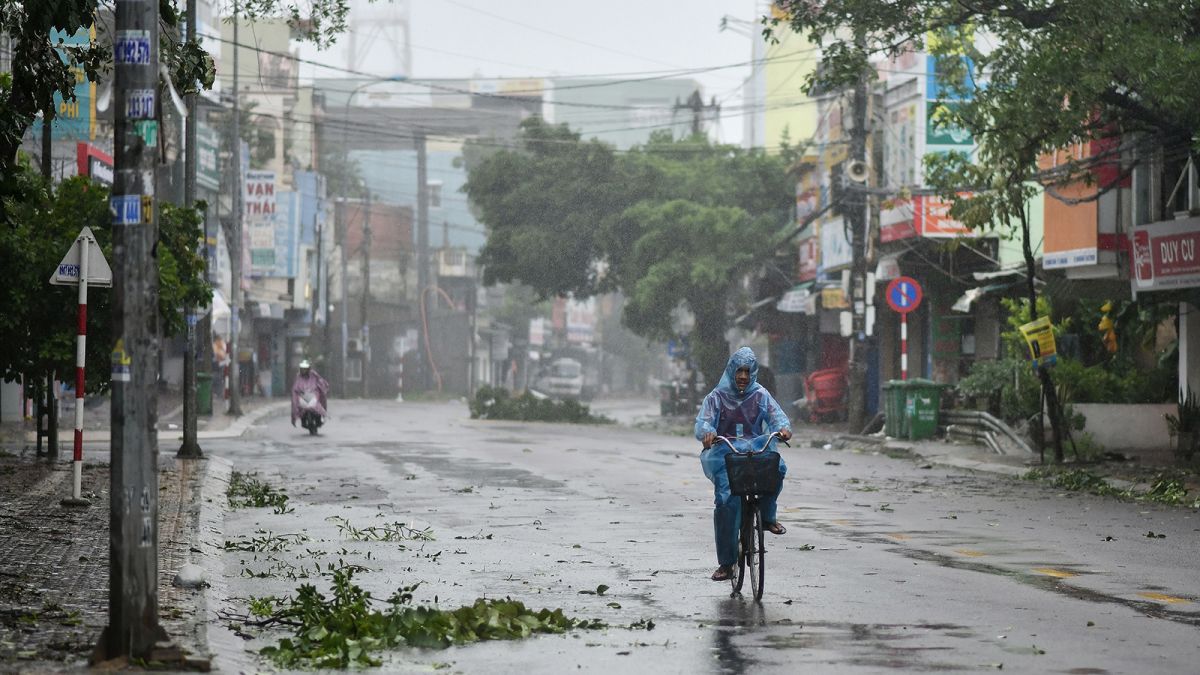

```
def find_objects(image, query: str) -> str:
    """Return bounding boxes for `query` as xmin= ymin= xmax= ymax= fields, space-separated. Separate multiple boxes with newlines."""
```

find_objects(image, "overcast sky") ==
xmin=294 ymin=0 xmax=768 ymax=145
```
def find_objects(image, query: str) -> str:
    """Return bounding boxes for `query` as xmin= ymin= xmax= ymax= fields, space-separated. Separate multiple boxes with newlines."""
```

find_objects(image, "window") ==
xmin=428 ymin=181 xmax=443 ymax=209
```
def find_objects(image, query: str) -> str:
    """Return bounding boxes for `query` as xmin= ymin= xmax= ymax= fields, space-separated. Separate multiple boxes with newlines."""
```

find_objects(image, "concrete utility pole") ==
xmin=846 ymin=43 xmax=871 ymax=435
xmin=361 ymin=191 xmax=371 ymax=398
xmin=227 ymin=2 xmax=244 ymax=417
xmin=179 ymin=0 xmax=202 ymax=457
xmin=99 ymin=0 xmax=169 ymax=659
xmin=39 ymin=112 xmax=59 ymax=460
xmin=416 ymin=131 xmax=430 ymax=390
xmin=340 ymin=205 xmax=349 ymax=397
xmin=673 ymin=90 xmax=719 ymax=138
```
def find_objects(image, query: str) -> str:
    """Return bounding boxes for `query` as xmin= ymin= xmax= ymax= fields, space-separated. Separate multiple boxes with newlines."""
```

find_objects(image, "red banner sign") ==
xmin=1133 ymin=216 xmax=1200 ymax=292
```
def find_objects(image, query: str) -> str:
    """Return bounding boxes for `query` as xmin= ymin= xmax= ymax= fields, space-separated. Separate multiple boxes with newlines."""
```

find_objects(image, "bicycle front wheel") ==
xmin=731 ymin=511 xmax=747 ymax=594
xmin=746 ymin=503 xmax=765 ymax=600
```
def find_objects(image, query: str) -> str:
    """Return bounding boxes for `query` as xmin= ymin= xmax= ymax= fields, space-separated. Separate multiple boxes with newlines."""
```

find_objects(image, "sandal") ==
xmin=766 ymin=522 xmax=787 ymax=535
xmin=710 ymin=566 xmax=733 ymax=582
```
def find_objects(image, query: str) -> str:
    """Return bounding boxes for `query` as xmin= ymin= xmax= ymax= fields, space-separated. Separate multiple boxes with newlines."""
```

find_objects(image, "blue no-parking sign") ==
xmin=886 ymin=276 xmax=923 ymax=314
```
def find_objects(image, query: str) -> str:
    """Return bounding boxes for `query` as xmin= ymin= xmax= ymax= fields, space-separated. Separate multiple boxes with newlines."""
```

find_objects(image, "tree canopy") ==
xmin=0 ymin=162 xmax=209 ymax=393
xmin=464 ymin=119 xmax=793 ymax=385
xmin=771 ymin=0 xmax=1200 ymax=230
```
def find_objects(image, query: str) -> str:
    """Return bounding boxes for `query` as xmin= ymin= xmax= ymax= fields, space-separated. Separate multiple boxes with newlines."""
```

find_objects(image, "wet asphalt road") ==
xmin=208 ymin=399 xmax=1200 ymax=674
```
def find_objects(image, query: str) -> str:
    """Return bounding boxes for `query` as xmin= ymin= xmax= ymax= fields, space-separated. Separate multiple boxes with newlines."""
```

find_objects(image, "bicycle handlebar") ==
xmin=707 ymin=430 xmax=790 ymax=454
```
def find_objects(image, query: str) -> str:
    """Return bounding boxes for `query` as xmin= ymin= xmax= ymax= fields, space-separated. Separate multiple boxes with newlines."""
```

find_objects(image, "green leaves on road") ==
xmin=469 ymin=386 xmax=613 ymax=424
xmin=249 ymin=568 xmax=607 ymax=668
xmin=1022 ymin=469 xmax=1200 ymax=507
xmin=228 ymin=471 xmax=292 ymax=513
xmin=327 ymin=515 xmax=435 ymax=543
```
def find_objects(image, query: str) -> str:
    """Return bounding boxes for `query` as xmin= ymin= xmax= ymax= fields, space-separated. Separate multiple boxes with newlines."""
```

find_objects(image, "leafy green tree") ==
xmin=465 ymin=121 xmax=793 ymax=387
xmin=465 ymin=118 xmax=651 ymax=298
xmin=0 ymin=0 xmax=359 ymax=214
xmin=769 ymin=0 xmax=1200 ymax=460
xmin=0 ymin=163 xmax=209 ymax=394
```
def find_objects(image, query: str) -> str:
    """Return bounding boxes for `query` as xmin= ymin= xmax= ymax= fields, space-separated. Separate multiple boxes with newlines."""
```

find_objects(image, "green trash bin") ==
xmin=882 ymin=380 xmax=908 ymax=438
xmin=196 ymin=372 xmax=213 ymax=416
xmin=903 ymin=379 xmax=944 ymax=440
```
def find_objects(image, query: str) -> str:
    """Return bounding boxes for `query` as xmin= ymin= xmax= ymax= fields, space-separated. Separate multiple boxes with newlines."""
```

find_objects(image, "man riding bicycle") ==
xmin=696 ymin=347 xmax=792 ymax=582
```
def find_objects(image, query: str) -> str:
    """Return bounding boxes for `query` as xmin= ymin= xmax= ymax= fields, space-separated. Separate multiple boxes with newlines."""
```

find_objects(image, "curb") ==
xmin=196 ymin=455 xmax=232 ymax=670
xmin=13 ymin=400 xmax=290 ymax=448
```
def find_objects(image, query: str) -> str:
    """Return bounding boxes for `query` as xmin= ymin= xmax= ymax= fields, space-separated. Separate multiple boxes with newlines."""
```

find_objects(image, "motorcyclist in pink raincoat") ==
xmin=291 ymin=359 xmax=329 ymax=427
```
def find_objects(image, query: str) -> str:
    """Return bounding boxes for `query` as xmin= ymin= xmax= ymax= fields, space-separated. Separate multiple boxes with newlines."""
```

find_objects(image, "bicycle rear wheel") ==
xmin=746 ymin=503 xmax=765 ymax=600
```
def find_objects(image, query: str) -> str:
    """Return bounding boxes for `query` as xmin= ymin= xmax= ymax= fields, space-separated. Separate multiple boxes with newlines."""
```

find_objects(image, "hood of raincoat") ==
xmin=716 ymin=347 xmax=760 ymax=400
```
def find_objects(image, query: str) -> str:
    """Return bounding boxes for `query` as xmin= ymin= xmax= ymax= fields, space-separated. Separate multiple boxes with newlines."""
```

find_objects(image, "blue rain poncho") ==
xmin=695 ymin=347 xmax=791 ymax=567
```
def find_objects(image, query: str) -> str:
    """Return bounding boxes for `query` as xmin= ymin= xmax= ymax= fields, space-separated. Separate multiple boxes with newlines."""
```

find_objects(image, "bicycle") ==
xmin=712 ymin=430 xmax=789 ymax=600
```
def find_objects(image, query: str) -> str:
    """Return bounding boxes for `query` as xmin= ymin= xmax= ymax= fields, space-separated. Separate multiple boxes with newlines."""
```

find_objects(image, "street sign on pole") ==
xmin=885 ymin=276 xmax=922 ymax=381
xmin=49 ymin=228 xmax=112 ymax=506
xmin=49 ymin=227 xmax=112 ymax=287
xmin=885 ymin=276 xmax=922 ymax=314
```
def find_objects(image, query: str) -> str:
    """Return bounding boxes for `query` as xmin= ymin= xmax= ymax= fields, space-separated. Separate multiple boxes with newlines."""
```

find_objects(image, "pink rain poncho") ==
xmin=291 ymin=370 xmax=329 ymax=424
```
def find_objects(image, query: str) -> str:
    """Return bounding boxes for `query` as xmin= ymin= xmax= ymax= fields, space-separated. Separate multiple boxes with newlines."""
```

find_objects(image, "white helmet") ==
xmin=298 ymin=359 xmax=311 ymax=370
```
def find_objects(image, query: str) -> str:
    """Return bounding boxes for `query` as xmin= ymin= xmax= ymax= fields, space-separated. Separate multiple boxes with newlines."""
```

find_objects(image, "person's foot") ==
xmin=710 ymin=565 xmax=733 ymax=581
xmin=765 ymin=522 xmax=786 ymax=535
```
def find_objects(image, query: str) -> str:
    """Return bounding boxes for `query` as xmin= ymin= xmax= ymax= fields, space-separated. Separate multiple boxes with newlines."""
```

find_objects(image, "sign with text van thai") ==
xmin=1132 ymin=216 xmax=1200 ymax=293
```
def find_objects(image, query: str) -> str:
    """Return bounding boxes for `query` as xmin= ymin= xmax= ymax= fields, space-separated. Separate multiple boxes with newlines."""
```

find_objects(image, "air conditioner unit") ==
xmin=347 ymin=338 xmax=363 ymax=353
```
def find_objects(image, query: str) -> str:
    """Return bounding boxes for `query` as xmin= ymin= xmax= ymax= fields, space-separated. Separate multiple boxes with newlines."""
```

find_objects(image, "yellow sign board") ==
xmin=820 ymin=287 xmax=850 ymax=309
xmin=1019 ymin=316 xmax=1057 ymax=369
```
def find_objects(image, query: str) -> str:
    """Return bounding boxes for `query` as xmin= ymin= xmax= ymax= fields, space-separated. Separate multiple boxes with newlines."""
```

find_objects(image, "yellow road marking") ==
xmin=1033 ymin=567 xmax=1077 ymax=578
xmin=832 ymin=519 xmax=853 ymax=526
xmin=955 ymin=549 xmax=986 ymax=557
xmin=782 ymin=507 xmax=806 ymax=513
xmin=886 ymin=533 xmax=909 ymax=541
xmin=1138 ymin=592 xmax=1191 ymax=604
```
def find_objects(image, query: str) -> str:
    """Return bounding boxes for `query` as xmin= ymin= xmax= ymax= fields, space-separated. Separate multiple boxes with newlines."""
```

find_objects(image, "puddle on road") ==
xmin=365 ymin=444 xmax=566 ymax=490
xmin=757 ymin=620 xmax=975 ymax=672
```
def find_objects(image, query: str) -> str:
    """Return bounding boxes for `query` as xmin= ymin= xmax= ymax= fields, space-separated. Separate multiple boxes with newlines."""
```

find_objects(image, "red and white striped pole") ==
xmin=900 ymin=313 xmax=908 ymax=381
xmin=70 ymin=235 xmax=90 ymax=501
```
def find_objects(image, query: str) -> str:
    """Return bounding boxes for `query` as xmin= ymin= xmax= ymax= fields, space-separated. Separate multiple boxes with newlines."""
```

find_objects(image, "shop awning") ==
xmin=952 ymin=281 xmax=1023 ymax=312
xmin=775 ymin=282 xmax=815 ymax=313
xmin=733 ymin=295 xmax=780 ymax=327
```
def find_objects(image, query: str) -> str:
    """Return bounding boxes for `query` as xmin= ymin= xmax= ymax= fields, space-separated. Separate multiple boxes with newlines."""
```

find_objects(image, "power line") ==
xmin=202 ymin=29 xmax=817 ymax=100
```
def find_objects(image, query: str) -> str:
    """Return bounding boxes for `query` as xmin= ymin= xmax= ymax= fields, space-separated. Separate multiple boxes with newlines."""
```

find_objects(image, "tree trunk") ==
xmin=691 ymin=309 xmax=730 ymax=399
xmin=1017 ymin=204 xmax=1064 ymax=462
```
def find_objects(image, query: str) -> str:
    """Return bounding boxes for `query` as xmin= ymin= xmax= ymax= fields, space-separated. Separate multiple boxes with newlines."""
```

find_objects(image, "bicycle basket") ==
xmin=725 ymin=451 xmax=782 ymax=496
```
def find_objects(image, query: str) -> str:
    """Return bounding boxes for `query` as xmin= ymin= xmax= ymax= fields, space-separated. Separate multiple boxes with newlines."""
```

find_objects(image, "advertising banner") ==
xmin=43 ymin=28 xmax=96 ymax=141
xmin=920 ymin=194 xmax=976 ymax=238
xmin=880 ymin=197 xmax=918 ymax=243
xmin=1131 ymin=216 xmax=1200 ymax=292
xmin=797 ymin=236 xmax=818 ymax=281
xmin=566 ymin=297 xmax=596 ymax=344
xmin=1019 ymin=316 xmax=1057 ymax=369
xmin=197 ymin=123 xmax=221 ymax=191
xmin=818 ymin=216 xmax=853 ymax=272
xmin=879 ymin=195 xmax=975 ymax=241
xmin=245 ymin=170 xmax=277 ymax=274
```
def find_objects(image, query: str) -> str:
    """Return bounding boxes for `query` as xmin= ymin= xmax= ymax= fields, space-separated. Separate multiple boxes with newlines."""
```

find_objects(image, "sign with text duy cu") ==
xmin=1131 ymin=216 xmax=1200 ymax=293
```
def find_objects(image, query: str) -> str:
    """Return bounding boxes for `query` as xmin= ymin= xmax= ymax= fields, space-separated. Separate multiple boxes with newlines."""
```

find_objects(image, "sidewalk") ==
xmin=0 ymin=392 xmax=280 ymax=670
xmin=0 ymin=449 xmax=232 ymax=670
xmin=0 ymin=394 xmax=288 ymax=450
xmin=644 ymin=412 xmax=1199 ymax=496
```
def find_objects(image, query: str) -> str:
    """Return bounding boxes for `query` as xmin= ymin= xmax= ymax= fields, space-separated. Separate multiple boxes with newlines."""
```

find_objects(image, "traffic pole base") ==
xmin=60 ymin=497 xmax=90 ymax=508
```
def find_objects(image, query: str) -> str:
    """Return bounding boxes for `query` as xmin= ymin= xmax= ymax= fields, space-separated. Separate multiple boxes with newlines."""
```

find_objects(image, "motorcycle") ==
xmin=297 ymin=390 xmax=324 ymax=435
